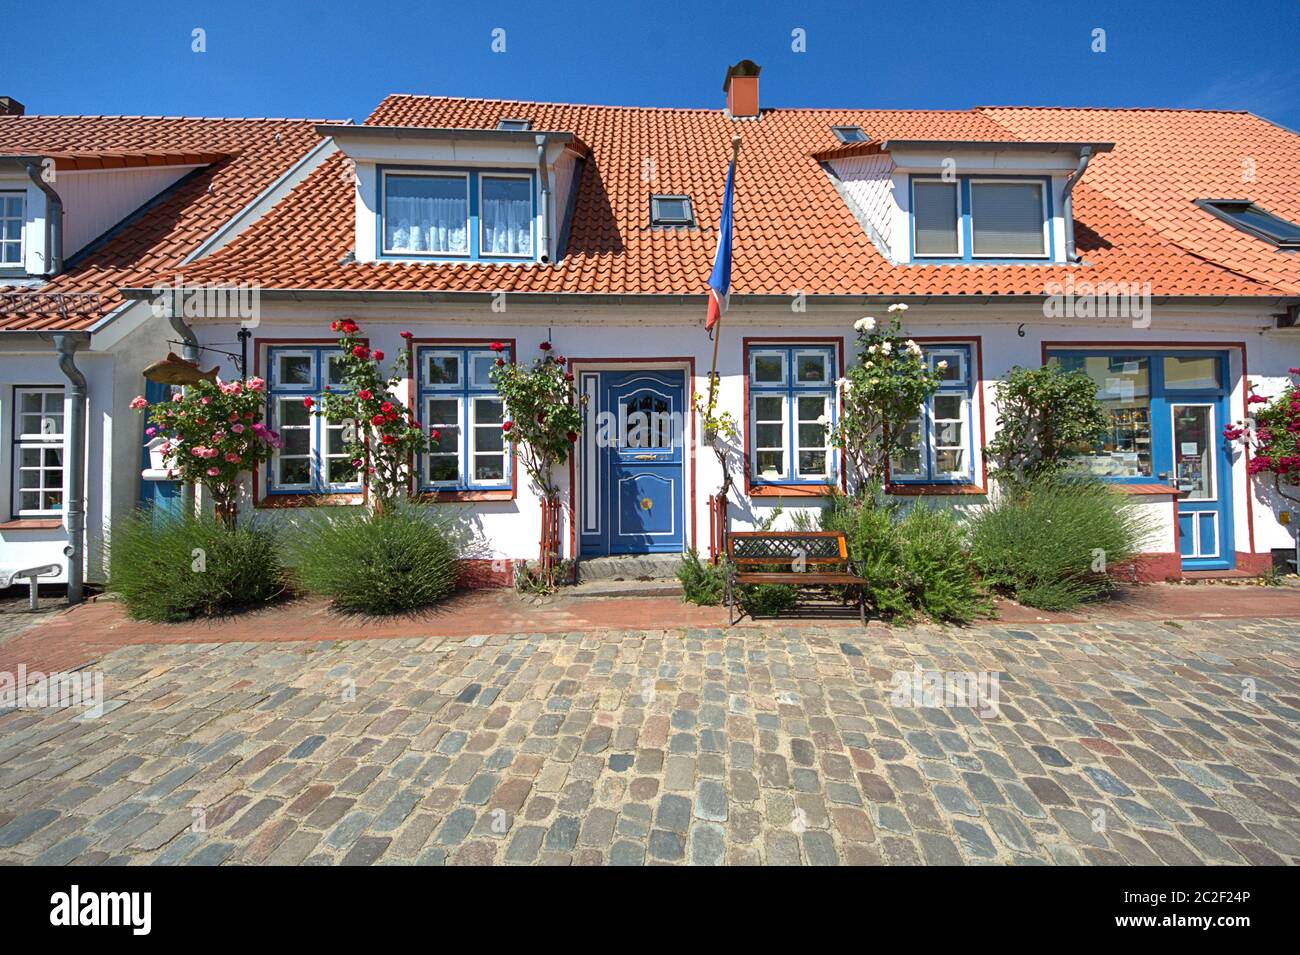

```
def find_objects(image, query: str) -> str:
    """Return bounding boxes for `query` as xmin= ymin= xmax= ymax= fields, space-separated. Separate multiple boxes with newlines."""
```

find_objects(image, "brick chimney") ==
xmin=0 ymin=97 xmax=25 ymax=117
xmin=723 ymin=60 xmax=761 ymax=119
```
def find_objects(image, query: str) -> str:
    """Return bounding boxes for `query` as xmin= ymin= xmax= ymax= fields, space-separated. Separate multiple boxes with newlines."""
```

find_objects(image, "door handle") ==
xmin=633 ymin=454 xmax=659 ymax=460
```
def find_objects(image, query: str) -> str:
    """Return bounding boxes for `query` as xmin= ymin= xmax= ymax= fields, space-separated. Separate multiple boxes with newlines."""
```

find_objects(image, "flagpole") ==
xmin=706 ymin=135 xmax=742 ymax=409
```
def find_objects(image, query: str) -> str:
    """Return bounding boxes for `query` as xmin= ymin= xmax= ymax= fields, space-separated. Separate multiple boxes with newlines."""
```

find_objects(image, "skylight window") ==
xmin=496 ymin=118 xmax=532 ymax=131
xmin=1196 ymin=199 xmax=1300 ymax=249
xmin=831 ymin=125 xmax=869 ymax=144
xmin=650 ymin=195 xmax=694 ymax=227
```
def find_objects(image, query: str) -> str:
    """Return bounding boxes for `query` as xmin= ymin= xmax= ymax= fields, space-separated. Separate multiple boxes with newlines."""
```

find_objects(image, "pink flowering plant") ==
xmin=488 ymin=340 xmax=584 ymax=498
xmin=130 ymin=376 xmax=279 ymax=526
xmin=310 ymin=319 xmax=427 ymax=510
xmin=1226 ymin=367 xmax=1300 ymax=504
xmin=832 ymin=303 xmax=943 ymax=493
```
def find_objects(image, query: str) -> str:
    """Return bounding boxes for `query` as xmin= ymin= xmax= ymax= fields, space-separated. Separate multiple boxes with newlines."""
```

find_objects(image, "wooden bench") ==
xmin=724 ymin=530 xmax=865 ymax=624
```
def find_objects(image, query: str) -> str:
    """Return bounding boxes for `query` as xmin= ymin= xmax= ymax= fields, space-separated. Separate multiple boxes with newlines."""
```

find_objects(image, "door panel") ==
xmin=1168 ymin=397 xmax=1232 ymax=569
xmin=579 ymin=370 xmax=686 ymax=555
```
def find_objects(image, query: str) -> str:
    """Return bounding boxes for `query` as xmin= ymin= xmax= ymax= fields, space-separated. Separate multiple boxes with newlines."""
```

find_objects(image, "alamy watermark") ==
xmin=890 ymin=664 xmax=1000 ymax=718
xmin=1043 ymin=275 xmax=1151 ymax=328
xmin=1 ymin=666 xmax=105 ymax=718
xmin=149 ymin=274 xmax=261 ymax=326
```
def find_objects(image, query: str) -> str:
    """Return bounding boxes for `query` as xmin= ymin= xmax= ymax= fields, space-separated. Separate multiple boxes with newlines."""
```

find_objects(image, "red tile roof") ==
xmin=0 ymin=115 xmax=332 ymax=331
xmin=161 ymin=98 xmax=1300 ymax=302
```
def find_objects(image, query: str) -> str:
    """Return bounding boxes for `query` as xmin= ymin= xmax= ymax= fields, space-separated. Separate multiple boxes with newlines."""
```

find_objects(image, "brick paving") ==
xmin=1 ymin=617 xmax=1298 ymax=865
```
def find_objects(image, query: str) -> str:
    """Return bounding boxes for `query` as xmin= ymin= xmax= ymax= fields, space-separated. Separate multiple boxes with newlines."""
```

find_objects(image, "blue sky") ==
xmin=10 ymin=0 xmax=1300 ymax=128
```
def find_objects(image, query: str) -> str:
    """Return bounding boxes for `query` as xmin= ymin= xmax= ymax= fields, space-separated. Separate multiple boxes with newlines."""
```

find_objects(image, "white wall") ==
xmin=55 ymin=165 xmax=199 ymax=257
xmin=182 ymin=298 xmax=1299 ymax=569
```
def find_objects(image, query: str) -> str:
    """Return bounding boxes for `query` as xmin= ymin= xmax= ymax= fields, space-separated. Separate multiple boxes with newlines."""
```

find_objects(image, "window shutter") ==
xmin=970 ymin=182 xmax=1045 ymax=256
xmin=913 ymin=181 xmax=959 ymax=256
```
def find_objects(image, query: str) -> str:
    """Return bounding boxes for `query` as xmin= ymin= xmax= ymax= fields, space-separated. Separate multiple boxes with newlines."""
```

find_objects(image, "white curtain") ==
xmin=482 ymin=178 xmax=532 ymax=255
xmin=385 ymin=179 xmax=468 ymax=254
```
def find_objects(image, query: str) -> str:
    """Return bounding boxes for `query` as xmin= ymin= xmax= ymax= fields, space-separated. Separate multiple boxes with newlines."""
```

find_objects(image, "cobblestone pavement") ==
xmin=1 ymin=617 xmax=1298 ymax=865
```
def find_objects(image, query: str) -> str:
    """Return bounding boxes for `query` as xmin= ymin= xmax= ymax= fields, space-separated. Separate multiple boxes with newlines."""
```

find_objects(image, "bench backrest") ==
xmin=727 ymin=530 xmax=848 ymax=567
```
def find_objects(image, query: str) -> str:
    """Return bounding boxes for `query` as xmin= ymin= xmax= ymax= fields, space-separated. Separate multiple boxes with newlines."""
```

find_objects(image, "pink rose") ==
xmin=247 ymin=377 xmax=266 ymax=392
xmin=224 ymin=452 xmax=241 ymax=463
xmin=231 ymin=423 xmax=245 ymax=433
xmin=130 ymin=395 xmax=148 ymax=409
xmin=206 ymin=467 xmax=220 ymax=477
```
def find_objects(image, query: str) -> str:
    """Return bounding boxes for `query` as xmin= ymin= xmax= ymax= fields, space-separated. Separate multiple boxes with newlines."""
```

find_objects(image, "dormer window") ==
xmin=496 ymin=118 xmax=532 ymax=131
xmin=380 ymin=168 xmax=536 ymax=260
xmin=909 ymin=175 xmax=1049 ymax=261
xmin=831 ymin=125 xmax=868 ymax=144
xmin=650 ymin=195 xmax=694 ymax=227
xmin=1196 ymin=199 xmax=1300 ymax=249
xmin=0 ymin=191 xmax=23 ymax=266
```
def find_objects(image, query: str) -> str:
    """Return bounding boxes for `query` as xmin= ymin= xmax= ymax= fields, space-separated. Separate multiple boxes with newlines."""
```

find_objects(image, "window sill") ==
xmin=0 ymin=518 xmax=64 ymax=530
xmin=415 ymin=489 xmax=515 ymax=503
xmin=1111 ymin=482 xmax=1186 ymax=496
xmin=886 ymin=483 xmax=986 ymax=496
xmin=255 ymin=493 xmax=365 ymax=509
xmin=749 ymin=483 xmax=836 ymax=498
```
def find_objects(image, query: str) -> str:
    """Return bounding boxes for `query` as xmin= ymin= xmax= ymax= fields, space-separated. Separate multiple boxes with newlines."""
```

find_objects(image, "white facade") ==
xmin=174 ymin=297 xmax=1300 ymax=579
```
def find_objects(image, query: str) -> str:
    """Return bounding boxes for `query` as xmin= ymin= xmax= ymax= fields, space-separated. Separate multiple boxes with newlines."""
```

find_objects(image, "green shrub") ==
xmin=820 ymin=494 xmax=987 ymax=623
xmin=283 ymin=506 xmax=460 ymax=614
xmin=737 ymin=582 xmax=799 ymax=616
xmin=968 ymin=479 xmax=1152 ymax=610
xmin=893 ymin=505 xmax=990 ymax=623
xmin=108 ymin=510 xmax=286 ymax=621
xmin=677 ymin=548 xmax=726 ymax=606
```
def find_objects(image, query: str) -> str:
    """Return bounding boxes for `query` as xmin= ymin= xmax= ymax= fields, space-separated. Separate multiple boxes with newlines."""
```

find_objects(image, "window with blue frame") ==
xmin=747 ymin=344 xmax=837 ymax=485
xmin=889 ymin=345 xmax=975 ymax=484
xmin=380 ymin=168 xmax=535 ymax=261
xmin=1048 ymin=350 xmax=1227 ymax=483
xmin=910 ymin=175 xmax=1051 ymax=262
xmin=265 ymin=346 xmax=361 ymax=493
xmin=416 ymin=344 xmax=512 ymax=491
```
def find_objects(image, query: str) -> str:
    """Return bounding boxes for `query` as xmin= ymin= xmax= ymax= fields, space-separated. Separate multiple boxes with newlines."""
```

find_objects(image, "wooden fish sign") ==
xmin=142 ymin=352 xmax=219 ymax=386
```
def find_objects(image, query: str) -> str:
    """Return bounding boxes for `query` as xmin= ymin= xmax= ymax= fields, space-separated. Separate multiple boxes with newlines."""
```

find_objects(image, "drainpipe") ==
xmin=536 ymin=136 xmax=551 ymax=264
xmin=1061 ymin=146 xmax=1093 ymax=263
xmin=52 ymin=335 xmax=86 ymax=604
xmin=24 ymin=160 xmax=63 ymax=275
xmin=165 ymin=309 xmax=199 ymax=515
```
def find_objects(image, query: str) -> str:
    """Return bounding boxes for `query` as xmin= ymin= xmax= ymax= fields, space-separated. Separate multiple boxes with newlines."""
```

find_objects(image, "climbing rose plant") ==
xmin=832 ymin=303 xmax=942 ymax=493
xmin=311 ymin=319 xmax=427 ymax=508
xmin=131 ymin=377 xmax=279 ymax=527
xmin=489 ymin=340 xmax=584 ymax=497
xmin=1226 ymin=367 xmax=1300 ymax=504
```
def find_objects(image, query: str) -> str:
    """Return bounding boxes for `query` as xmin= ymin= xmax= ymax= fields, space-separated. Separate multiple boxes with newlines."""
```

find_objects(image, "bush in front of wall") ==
xmin=736 ymin=582 xmax=799 ymax=617
xmin=818 ymin=493 xmax=988 ymax=623
xmin=108 ymin=510 xmax=287 ymax=622
xmin=282 ymin=505 xmax=460 ymax=615
xmin=985 ymin=362 xmax=1110 ymax=491
xmin=968 ymin=478 xmax=1153 ymax=610
xmin=677 ymin=548 xmax=726 ymax=606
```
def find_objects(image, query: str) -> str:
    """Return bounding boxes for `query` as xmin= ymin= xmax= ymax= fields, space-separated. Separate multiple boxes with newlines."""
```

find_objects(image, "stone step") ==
xmin=566 ymin=579 xmax=684 ymax=599
xmin=576 ymin=554 xmax=683 ymax=583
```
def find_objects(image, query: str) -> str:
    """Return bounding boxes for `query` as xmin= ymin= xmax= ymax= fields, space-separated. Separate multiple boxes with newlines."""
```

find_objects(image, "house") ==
xmin=0 ymin=103 xmax=336 ymax=598
xmin=12 ymin=59 xmax=1300 ymax=597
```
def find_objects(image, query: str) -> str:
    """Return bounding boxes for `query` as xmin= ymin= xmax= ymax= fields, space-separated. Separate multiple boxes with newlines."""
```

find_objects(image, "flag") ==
xmin=706 ymin=153 xmax=736 ymax=332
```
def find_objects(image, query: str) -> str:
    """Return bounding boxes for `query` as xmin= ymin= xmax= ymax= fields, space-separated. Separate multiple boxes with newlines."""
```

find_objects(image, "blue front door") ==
xmin=578 ymin=370 xmax=686 ymax=555
xmin=1169 ymin=397 xmax=1234 ymax=570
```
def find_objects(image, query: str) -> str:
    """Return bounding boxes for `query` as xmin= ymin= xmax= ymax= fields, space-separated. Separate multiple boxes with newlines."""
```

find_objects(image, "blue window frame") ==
xmin=747 ymin=344 xmax=838 ymax=486
xmin=889 ymin=345 xmax=975 ymax=484
xmin=1046 ymin=349 xmax=1230 ymax=484
xmin=379 ymin=167 xmax=536 ymax=262
xmin=265 ymin=346 xmax=361 ymax=494
xmin=416 ymin=344 xmax=512 ymax=491
xmin=908 ymin=175 xmax=1053 ymax=263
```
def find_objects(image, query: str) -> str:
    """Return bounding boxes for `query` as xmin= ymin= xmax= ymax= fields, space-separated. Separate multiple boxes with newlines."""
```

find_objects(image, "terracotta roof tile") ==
xmin=167 ymin=98 xmax=1300 ymax=301
xmin=0 ymin=115 xmax=332 ymax=331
